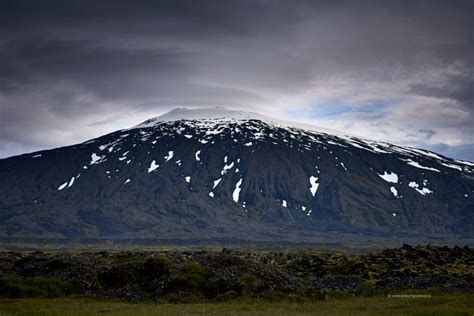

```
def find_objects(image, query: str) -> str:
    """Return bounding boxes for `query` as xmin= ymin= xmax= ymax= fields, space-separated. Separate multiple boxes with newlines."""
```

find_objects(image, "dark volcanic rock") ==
xmin=0 ymin=108 xmax=473 ymax=243
xmin=0 ymin=246 xmax=472 ymax=300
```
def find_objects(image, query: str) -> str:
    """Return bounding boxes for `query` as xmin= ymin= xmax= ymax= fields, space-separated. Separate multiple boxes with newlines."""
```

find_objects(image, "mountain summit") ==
xmin=0 ymin=108 xmax=473 ymax=244
xmin=136 ymin=107 xmax=272 ymax=126
xmin=133 ymin=107 xmax=343 ymax=135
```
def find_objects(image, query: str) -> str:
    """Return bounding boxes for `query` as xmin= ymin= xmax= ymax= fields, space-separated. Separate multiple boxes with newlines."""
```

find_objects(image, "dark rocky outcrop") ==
xmin=0 ymin=245 xmax=472 ymax=300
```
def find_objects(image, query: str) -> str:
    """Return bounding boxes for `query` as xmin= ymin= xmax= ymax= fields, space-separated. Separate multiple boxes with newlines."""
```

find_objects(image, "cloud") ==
xmin=0 ymin=0 xmax=473 ymax=160
xmin=409 ymin=69 xmax=474 ymax=112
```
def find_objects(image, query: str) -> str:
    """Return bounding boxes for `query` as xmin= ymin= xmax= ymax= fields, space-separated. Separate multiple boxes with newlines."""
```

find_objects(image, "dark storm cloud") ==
xmin=405 ymin=129 xmax=437 ymax=140
xmin=418 ymin=129 xmax=437 ymax=140
xmin=0 ymin=0 xmax=473 ymax=159
xmin=409 ymin=69 xmax=474 ymax=111
xmin=0 ymin=38 xmax=190 ymax=94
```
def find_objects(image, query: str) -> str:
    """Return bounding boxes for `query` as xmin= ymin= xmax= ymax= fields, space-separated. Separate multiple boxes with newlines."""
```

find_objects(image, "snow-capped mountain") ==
xmin=0 ymin=108 xmax=473 ymax=244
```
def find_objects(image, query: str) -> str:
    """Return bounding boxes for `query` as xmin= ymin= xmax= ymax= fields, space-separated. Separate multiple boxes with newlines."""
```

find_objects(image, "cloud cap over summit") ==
xmin=0 ymin=0 xmax=473 ymax=160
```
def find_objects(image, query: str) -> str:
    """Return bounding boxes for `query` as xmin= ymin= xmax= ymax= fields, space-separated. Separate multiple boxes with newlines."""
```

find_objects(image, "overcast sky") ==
xmin=1 ymin=0 xmax=473 ymax=160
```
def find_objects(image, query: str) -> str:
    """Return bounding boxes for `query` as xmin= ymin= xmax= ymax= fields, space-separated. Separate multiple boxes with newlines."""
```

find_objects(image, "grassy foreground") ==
xmin=0 ymin=293 xmax=473 ymax=316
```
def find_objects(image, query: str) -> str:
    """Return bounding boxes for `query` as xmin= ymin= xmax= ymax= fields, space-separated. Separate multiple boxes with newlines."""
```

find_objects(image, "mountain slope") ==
xmin=0 ymin=108 xmax=473 ymax=243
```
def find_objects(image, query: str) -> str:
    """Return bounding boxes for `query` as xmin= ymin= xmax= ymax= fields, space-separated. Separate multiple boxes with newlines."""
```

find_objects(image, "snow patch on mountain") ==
xmin=57 ymin=182 xmax=68 ymax=191
xmin=309 ymin=176 xmax=319 ymax=197
xmin=213 ymin=178 xmax=222 ymax=189
xmin=390 ymin=186 xmax=398 ymax=197
xmin=402 ymin=159 xmax=440 ymax=173
xmin=408 ymin=181 xmax=433 ymax=195
xmin=221 ymin=162 xmax=234 ymax=175
xmin=67 ymin=176 xmax=75 ymax=188
xmin=133 ymin=107 xmax=345 ymax=136
xmin=90 ymin=153 xmax=104 ymax=165
xmin=440 ymin=162 xmax=463 ymax=171
xmin=128 ymin=108 xmax=474 ymax=173
xmin=147 ymin=160 xmax=159 ymax=173
xmin=164 ymin=151 xmax=174 ymax=162
xmin=232 ymin=178 xmax=243 ymax=203
xmin=378 ymin=171 xmax=398 ymax=183
xmin=340 ymin=162 xmax=348 ymax=172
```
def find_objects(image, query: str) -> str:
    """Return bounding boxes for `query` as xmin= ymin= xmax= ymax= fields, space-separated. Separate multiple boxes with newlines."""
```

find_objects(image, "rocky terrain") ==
xmin=0 ymin=245 xmax=472 ymax=302
xmin=0 ymin=108 xmax=473 ymax=244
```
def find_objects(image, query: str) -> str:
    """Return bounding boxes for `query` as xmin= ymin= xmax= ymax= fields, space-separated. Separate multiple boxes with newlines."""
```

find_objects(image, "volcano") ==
xmin=1 ymin=108 xmax=473 ymax=244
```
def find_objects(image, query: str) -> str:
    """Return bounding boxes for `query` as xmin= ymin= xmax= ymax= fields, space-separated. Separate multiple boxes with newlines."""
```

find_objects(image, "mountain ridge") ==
xmin=132 ymin=107 xmax=351 ymax=138
xmin=0 ymin=108 xmax=472 ymax=244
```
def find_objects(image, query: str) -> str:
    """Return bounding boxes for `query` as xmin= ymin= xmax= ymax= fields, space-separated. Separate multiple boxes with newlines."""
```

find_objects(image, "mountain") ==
xmin=0 ymin=108 xmax=473 ymax=244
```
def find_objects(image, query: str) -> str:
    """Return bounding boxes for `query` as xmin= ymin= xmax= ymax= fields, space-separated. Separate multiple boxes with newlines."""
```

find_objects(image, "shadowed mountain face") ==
xmin=0 ymin=108 xmax=473 ymax=243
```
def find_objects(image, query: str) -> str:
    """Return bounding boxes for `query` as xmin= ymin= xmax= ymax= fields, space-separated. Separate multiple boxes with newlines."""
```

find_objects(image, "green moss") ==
xmin=356 ymin=279 xmax=382 ymax=296
xmin=181 ymin=262 xmax=205 ymax=275
xmin=238 ymin=273 xmax=262 ymax=295
xmin=142 ymin=255 xmax=172 ymax=277
xmin=0 ymin=274 xmax=70 ymax=298
xmin=168 ymin=262 xmax=207 ymax=294
xmin=110 ymin=252 xmax=140 ymax=264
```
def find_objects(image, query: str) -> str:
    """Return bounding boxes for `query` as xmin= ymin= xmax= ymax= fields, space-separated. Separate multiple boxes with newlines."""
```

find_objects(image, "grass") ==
xmin=0 ymin=293 xmax=472 ymax=316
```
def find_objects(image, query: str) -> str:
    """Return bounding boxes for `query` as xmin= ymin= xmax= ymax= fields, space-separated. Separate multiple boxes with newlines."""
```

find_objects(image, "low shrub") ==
xmin=0 ymin=274 xmax=70 ymax=298
xmin=238 ymin=273 xmax=263 ymax=295
xmin=203 ymin=277 xmax=232 ymax=298
xmin=167 ymin=262 xmax=206 ymax=293
xmin=46 ymin=259 xmax=74 ymax=271
xmin=98 ymin=267 xmax=132 ymax=288
xmin=142 ymin=255 xmax=172 ymax=277
xmin=356 ymin=279 xmax=381 ymax=296
xmin=110 ymin=252 xmax=140 ymax=264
